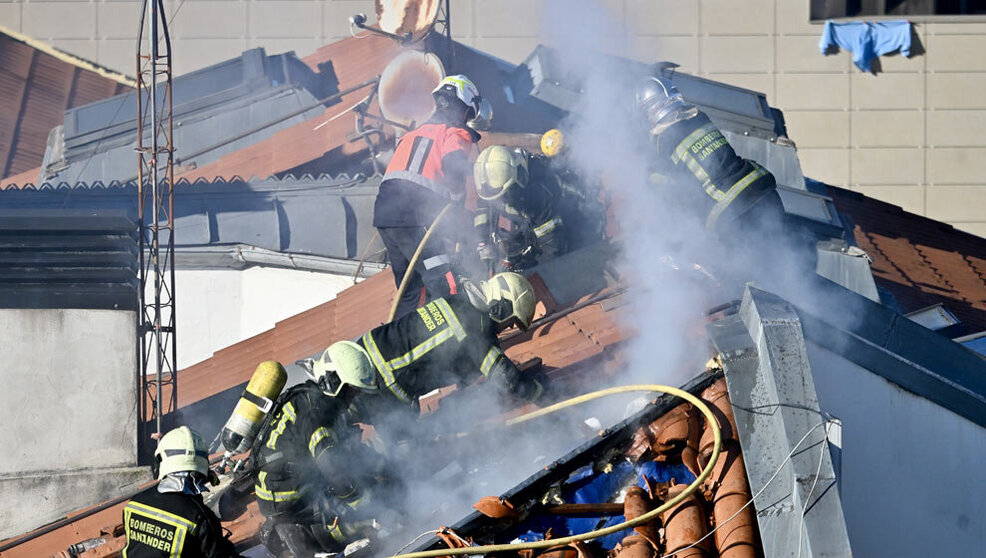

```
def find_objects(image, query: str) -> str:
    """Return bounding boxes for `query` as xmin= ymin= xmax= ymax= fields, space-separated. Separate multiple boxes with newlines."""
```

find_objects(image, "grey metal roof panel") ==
xmin=796 ymin=275 xmax=986 ymax=428
xmin=42 ymin=48 xmax=336 ymax=185
xmin=0 ymin=174 xmax=383 ymax=267
xmin=0 ymin=209 xmax=137 ymax=310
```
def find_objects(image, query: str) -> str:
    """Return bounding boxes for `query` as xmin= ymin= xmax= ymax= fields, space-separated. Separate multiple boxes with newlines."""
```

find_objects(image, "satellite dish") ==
xmin=376 ymin=0 xmax=442 ymax=44
xmin=378 ymin=50 xmax=446 ymax=129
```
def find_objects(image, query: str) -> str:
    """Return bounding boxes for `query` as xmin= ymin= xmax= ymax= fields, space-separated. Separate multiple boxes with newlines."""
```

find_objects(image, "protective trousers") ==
xmin=378 ymin=226 xmax=459 ymax=320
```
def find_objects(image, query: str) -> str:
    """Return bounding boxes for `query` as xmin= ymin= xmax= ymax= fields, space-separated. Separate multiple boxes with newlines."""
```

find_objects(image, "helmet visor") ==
xmin=643 ymin=92 xmax=686 ymax=128
xmin=489 ymin=298 xmax=527 ymax=331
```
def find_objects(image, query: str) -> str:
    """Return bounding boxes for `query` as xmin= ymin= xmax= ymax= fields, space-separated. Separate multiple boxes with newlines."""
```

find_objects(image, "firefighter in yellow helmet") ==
xmin=473 ymin=143 xmax=605 ymax=272
xmin=122 ymin=427 xmax=242 ymax=557
xmin=250 ymin=354 xmax=401 ymax=556
xmin=318 ymin=272 xmax=545 ymax=422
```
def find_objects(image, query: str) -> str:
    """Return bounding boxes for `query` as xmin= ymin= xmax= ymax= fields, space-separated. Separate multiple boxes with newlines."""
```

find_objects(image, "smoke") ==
xmin=364 ymin=0 xmax=828 ymax=550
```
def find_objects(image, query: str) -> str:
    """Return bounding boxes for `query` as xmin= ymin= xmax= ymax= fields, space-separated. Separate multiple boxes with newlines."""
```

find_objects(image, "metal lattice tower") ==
xmin=136 ymin=0 xmax=177 ymax=443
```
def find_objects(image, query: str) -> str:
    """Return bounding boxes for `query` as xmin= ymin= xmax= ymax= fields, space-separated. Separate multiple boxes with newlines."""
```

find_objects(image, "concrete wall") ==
xmin=0 ymin=308 xmax=148 ymax=539
xmin=807 ymin=341 xmax=986 ymax=557
xmin=1 ymin=0 xmax=985 ymax=235
xmin=170 ymin=267 xmax=355 ymax=369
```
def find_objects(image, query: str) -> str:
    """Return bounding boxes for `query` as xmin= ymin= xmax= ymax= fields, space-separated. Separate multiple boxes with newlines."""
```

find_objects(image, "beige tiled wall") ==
xmin=1 ymin=0 xmax=984 ymax=236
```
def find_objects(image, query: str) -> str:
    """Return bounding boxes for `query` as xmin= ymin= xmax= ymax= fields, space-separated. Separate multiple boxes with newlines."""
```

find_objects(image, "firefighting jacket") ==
xmin=375 ymin=116 xmax=479 ymax=227
xmin=650 ymin=111 xmax=776 ymax=231
xmin=252 ymin=382 xmax=382 ymax=528
xmin=474 ymin=155 xmax=566 ymax=265
xmin=358 ymin=294 xmax=541 ymax=407
xmin=122 ymin=485 xmax=240 ymax=557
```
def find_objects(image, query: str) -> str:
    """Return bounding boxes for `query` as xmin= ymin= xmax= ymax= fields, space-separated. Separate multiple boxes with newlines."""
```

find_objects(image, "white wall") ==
xmin=0 ymin=308 xmax=137 ymax=474
xmin=0 ymin=308 xmax=149 ymax=539
xmin=807 ymin=342 xmax=986 ymax=557
xmin=171 ymin=267 xmax=354 ymax=368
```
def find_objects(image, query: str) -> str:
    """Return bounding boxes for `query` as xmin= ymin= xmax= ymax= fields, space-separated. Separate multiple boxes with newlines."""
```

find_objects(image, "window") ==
xmin=811 ymin=0 xmax=986 ymax=19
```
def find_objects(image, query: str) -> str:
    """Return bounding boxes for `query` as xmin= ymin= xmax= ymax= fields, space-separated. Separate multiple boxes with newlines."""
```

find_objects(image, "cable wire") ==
xmin=387 ymin=384 xmax=722 ymax=558
xmin=656 ymin=419 xmax=833 ymax=558
xmin=797 ymin=421 xmax=832 ymax=558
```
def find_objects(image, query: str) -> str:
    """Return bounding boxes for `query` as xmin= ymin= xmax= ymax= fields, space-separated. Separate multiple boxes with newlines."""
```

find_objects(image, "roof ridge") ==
xmin=0 ymin=23 xmax=136 ymax=87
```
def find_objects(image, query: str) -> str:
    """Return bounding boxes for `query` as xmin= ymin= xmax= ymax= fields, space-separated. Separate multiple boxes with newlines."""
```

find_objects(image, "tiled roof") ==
xmin=0 ymin=244 xmax=636 ymax=557
xmin=828 ymin=186 xmax=986 ymax=334
xmin=0 ymin=29 xmax=132 ymax=181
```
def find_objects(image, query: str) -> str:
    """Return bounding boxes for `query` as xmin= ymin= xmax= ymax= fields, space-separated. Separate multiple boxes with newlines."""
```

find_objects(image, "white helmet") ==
xmin=155 ymin=426 xmax=209 ymax=479
xmin=313 ymin=341 xmax=377 ymax=397
xmin=433 ymin=74 xmax=481 ymax=120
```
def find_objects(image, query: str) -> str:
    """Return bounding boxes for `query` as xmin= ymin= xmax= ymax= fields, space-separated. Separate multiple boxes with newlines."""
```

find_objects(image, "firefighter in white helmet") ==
xmin=250 ymin=353 xmax=401 ymax=557
xmin=374 ymin=74 xmax=489 ymax=319
xmin=122 ymin=426 xmax=242 ymax=557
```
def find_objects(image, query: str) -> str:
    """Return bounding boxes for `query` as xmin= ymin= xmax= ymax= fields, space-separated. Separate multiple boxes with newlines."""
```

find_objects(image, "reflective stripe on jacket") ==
xmin=652 ymin=111 xmax=775 ymax=230
xmin=358 ymin=295 xmax=505 ymax=406
xmin=383 ymin=123 xmax=474 ymax=201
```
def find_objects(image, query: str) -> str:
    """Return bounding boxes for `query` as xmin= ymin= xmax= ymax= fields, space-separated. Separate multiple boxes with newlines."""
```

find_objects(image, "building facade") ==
xmin=1 ymin=0 xmax=984 ymax=236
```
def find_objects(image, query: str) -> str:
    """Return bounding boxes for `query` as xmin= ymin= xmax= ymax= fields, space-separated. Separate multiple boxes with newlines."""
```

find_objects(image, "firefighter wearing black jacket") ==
xmin=317 ymin=272 xmax=544 ymax=422
xmin=473 ymin=144 xmax=605 ymax=272
xmin=123 ymin=427 xmax=241 ymax=558
xmin=251 ymin=350 xmax=397 ymax=557
xmin=374 ymin=74 xmax=487 ymax=319
xmin=635 ymin=76 xmax=784 ymax=235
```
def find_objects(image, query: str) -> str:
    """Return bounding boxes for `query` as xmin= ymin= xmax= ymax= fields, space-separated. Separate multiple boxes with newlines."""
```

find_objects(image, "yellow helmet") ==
xmin=541 ymin=129 xmax=565 ymax=158
xmin=474 ymin=145 xmax=529 ymax=201
xmin=314 ymin=340 xmax=377 ymax=396
xmin=483 ymin=272 xmax=537 ymax=330
xmin=155 ymin=426 xmax=209 ymax=479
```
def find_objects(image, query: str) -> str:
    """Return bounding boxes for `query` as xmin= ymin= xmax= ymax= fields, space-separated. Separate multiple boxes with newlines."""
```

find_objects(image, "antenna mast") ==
xmin=135 ymin=0 xmax=177 ymax=445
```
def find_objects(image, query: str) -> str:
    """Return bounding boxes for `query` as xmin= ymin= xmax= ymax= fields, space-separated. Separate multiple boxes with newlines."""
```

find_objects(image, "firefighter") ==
xmin=635 ymin=75 xmax=785 ymax=236
xmin=374 ymin=74 xmax=486 ymax=319
xmin=251 ymin=353 xmax=399 ymax=557
xmin=473 ymin=142 xmax=606 ymax=272
xmin=318 ymin=272 xmax=546 ymax=423
xmin=122 ymin=426 xmax=241 ymax=557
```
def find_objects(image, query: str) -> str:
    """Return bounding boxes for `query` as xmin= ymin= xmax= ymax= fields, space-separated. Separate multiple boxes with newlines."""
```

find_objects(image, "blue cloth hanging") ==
xmin=819 ymin=20 xmax=912 ymax=72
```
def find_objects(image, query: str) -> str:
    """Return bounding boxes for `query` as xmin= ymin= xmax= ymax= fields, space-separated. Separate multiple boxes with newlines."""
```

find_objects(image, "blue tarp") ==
xmin=507 ymin=460 xmax=698 ymax=549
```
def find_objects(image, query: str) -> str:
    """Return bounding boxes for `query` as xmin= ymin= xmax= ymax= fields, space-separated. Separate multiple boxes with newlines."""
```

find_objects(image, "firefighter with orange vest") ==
xmin=374 ymin=75 xmax=489 ymax=319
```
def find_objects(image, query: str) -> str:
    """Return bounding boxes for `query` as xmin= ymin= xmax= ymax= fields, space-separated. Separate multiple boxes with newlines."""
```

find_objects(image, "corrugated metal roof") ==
xmin=0 ymin=174 xmax=385 ymax=267
xmin=0 ymin=31 xmax=131 ymax=181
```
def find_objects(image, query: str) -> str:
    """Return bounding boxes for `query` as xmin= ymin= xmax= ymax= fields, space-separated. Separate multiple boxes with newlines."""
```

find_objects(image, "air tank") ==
xmin=221 ymin=360 xmax=288 ymax=454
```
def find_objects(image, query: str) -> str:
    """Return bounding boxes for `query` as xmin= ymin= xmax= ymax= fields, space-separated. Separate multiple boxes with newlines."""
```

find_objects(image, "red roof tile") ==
xmin=829 ymin=186 xmax=986 ymax=333
xmin=0 ymin=31 xmax=132 ymax=181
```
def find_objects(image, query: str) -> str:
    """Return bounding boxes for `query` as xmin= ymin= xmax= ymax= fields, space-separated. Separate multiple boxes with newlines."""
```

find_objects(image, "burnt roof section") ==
xmin=0 ymin=174 xmax=384 ymax=270
xmin=826 ymin=184 xmax=986 ymax=335
xmin=40 ymin=48 xmax=336 ymax=185
xmin=0 ymin=30 xmax=131 ymax=181
xmin=0 ymin=209 xmax=137 ymax=311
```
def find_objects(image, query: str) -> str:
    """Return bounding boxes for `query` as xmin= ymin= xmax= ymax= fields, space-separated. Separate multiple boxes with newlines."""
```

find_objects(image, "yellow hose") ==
xmin=388 ymin=203 xmax=455 ymax=322
xmin=389 ymin=384 xmax=722 ymax=558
